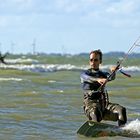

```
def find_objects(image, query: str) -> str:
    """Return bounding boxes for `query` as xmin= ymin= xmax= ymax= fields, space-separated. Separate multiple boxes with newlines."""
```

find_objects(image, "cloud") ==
xmin=0 ymin=0 xmax=140 ymax=29
xmin=0 ymin=16 xmax=8 ymax=27
xmin=106 ymin=0 xmax=138 ymax=15
xmin=78 ymin=0 xmax=140 ymax=28
xmin=0 ymin=0 xmax=140 ymax=15
xmin=0 ymin=0 xmax=34 ymax=15
xmin=105 ymin=0 xmax=140 ymax=27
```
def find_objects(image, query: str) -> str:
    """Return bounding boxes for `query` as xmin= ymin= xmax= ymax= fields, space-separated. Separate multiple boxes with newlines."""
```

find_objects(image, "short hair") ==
xmin=89 ymin=49 xmax=102 ymax=63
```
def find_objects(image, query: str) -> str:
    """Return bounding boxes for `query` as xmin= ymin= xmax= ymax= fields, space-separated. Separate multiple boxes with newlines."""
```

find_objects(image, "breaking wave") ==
xmin=0 ymin=64 xmax=86 ymax=72
xmin=122 ymin=119 xmax=140 ymax=135
xmin=104 ymin=119 xmax=140 ymax=137
xmin=6 ymin=58 xmax=39 ymax=64
xmin=0 ymin=64 xmax=140 ymax=73
xmin=0 ymin=78 xmax=23 ymax=81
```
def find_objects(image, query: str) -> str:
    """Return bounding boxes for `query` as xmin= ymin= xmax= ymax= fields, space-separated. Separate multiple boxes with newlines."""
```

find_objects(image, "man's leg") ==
xmin=84 ymin=99 xmax=102 ymax=122
xmin=103 ymin=103 xmax=127 ymax=126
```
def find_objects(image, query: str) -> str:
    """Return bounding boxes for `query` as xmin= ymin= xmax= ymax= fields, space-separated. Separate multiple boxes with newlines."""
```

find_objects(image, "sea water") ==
xmin=0 ymin=54 xmax=140 ymax=140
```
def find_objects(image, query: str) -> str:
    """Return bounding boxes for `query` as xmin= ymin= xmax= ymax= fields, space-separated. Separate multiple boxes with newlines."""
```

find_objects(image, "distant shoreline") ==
xmin=4 ymin=51 xmax=140 ymax=57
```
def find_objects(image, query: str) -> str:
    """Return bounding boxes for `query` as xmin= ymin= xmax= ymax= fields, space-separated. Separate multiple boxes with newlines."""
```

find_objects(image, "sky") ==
xmin=0 ymin=0 xmax=140 ymax=54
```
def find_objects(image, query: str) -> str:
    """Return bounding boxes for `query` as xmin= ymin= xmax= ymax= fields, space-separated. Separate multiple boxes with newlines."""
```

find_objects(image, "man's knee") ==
xmin=90 ymin=107 xmax=102 ymax=122
xmin=103 ymin=110 xmax=118 ymax=121
xmin=118 ymin=107 xmax=127 ymax=126
xmin=106 ymin=103 xmax=127 ymax=126
xmin=118 ymin=107 xmax=127 ymax=119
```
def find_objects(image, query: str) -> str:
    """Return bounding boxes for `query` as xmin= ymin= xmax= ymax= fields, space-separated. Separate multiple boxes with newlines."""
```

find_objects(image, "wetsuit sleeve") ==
xmin=80 ymin=71 xmax=98 ymax=83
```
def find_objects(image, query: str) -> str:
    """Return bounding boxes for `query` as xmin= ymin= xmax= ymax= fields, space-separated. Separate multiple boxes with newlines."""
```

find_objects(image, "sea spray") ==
xmin=0 ymin=64 xmax=140 ymax=73
xmin=6 ymin=58 xmax=39 ymax=64
xmin=122 ymin=119 xmax=140 ymax=134
xmin=0 ymin=78 xmax=23 ymax=81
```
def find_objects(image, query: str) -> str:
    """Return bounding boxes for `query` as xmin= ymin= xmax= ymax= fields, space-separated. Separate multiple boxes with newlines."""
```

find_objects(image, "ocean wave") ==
xmin=0 ymin=78 xmax=23 ymax=81
xmin=48 ymin=80 xmax=57 ymax=83
xmin=6 ymin=58 xmax=39 ymax=64
xmin=122 ymin=119 xmax=140 ymax=135
xmin=0 ymin=64 xmax=86 ymax=72
xmin=0 ymin=64 xmax=140 ymax=73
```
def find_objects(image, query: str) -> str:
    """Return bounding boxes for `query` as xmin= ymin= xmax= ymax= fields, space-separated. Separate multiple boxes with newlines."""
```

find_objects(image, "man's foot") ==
xmin=118 ymin=120 xmax=126 ymax=127
xmin=88 ymin=121 xmax=95 ymax=126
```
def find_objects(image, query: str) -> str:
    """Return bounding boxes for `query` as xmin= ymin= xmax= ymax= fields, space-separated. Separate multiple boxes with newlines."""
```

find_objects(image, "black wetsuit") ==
xmin=80 ymin=68 xmax=127 ymax=126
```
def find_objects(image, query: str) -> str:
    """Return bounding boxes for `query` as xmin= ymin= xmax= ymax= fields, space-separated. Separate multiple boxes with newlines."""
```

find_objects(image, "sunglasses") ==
xmin=90 ymin=58 xmax=99 ymax=62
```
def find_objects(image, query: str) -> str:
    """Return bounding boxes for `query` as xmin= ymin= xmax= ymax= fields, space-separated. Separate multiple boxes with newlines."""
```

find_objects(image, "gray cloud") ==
xmin=0 ymin=0 xmax=140 ymax=30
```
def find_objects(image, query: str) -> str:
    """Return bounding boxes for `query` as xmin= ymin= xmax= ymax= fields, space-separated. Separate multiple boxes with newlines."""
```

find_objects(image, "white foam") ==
xmin=0 ymin=64 xmax=140 ymax=72
xmin=48 ymin=80 xmax=56 ymax=83
xmin=122 ymin=66 xmax=140 ymax=72
xmin=0 ymin=78 xmax=23 ymax=81
xmin=0 ymin=64 xmax=87 ymax=72
xmin=57 ymin=90 xmax=64 ymax=93
xmin=6 ymin=58 xmax=38 ymax=64
xmin=122 ymin=119 xmax=140 ymax=134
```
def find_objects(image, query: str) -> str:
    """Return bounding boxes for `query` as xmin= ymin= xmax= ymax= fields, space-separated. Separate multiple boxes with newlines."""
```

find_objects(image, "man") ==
xmin=80 ymin=50 xmax=127 ymax=126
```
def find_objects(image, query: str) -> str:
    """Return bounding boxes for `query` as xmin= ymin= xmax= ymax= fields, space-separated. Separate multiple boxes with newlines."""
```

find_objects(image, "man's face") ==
xmin=89 ymin=53 xmax=101 ymax=69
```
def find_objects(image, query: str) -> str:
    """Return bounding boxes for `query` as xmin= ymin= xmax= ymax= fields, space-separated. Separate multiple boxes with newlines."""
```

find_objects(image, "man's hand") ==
xmin=97 ymin=78 xmax=106 ymax=85
xmin=110 ymin=66 xmax=119 ymax=72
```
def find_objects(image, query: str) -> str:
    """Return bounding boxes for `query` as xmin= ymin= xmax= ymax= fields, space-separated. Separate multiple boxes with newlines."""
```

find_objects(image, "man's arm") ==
xmin=80 ymin=72 xmax=98 ymax=83
xmin=80 ymin=71 xmax=107 ymax=85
